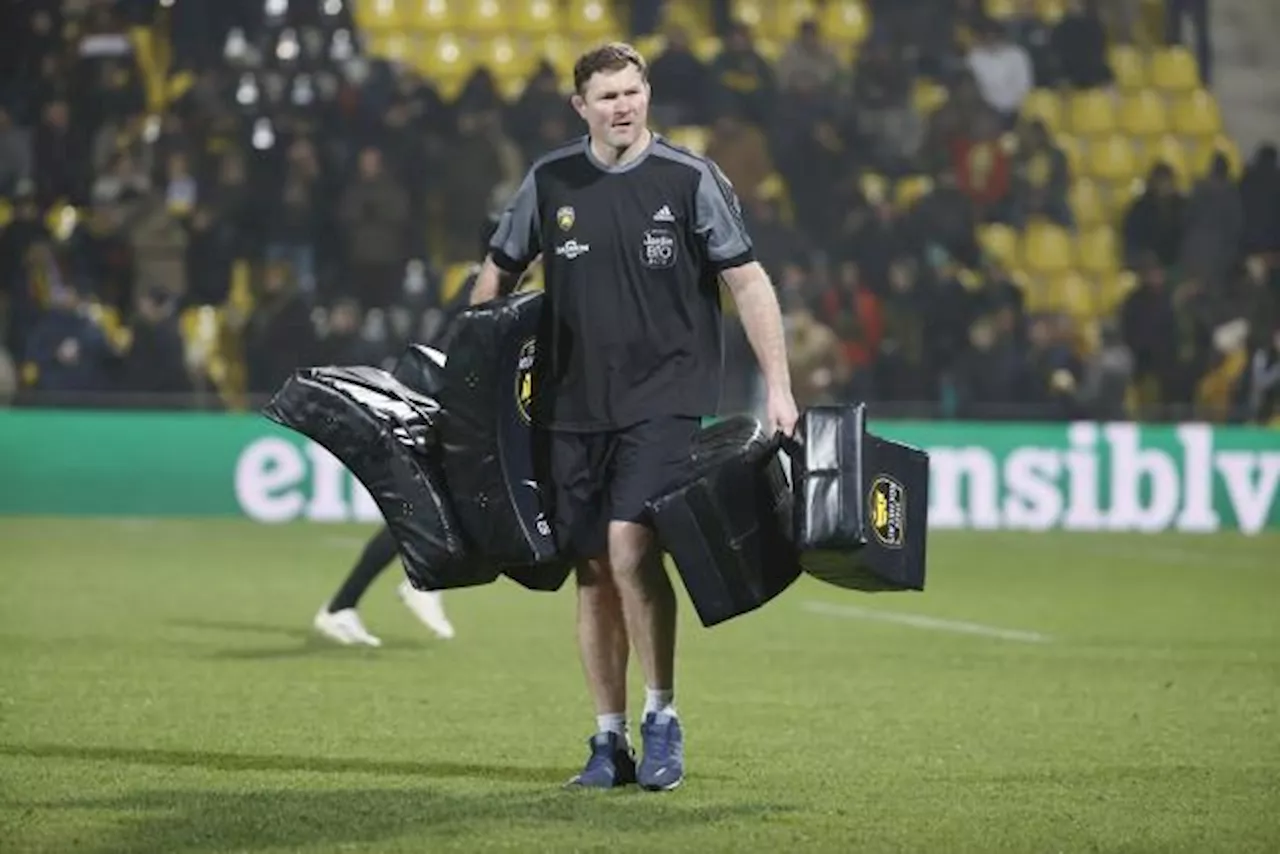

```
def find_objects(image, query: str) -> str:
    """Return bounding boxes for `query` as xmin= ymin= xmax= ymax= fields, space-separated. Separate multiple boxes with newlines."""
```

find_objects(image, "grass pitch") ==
xmin=1 ymin=519 xmax=1277 ymax=853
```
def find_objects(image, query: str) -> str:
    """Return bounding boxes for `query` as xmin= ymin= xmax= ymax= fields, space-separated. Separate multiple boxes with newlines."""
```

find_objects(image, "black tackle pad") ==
xmin=392 ymin=343 xmax=448 ymax=397
xmin=647 ymin=415 xmax=802 ymax=628
xmin=437 ymin=291 xmax=561 ymax=567
xmin=261 ymin=366 xmax=500 ymax=592
xmin=792 ymin=404 xmax=930 ymax=592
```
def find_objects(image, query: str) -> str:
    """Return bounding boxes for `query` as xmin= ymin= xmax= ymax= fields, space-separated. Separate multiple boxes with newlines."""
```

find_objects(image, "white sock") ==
xmin=596 ymin=713 xmax=629 ymax=744
xmin=644 ymin=688 xmax=676 ymax=718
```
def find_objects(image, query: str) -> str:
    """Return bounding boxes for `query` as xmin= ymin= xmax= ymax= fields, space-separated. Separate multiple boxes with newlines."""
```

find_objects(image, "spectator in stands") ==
xmin=822 ymin=260 xmax=883 ymax=398
xmin=954 ymin=308 xmax=1026 ymax=419
xmin=1240 ymin=143 xmax=1280 ymax=255
xmin=770 ymin=69 xmax=847 ymax=248
xmin=0 ymin=181 xmax=48 ymax=356
xmin=922 ymin=71 xmax=1003 ymax=176
xmin=836 ymin=179 xmax=905 ymax=292
xmin=1023 ymin=314 xmax=1086 ymax=419
xmin=874 ymin=255 xmax=931 ymax=403
xmin=647 ymin=26 xmax=710 ymax=128
xmin=265 ymin=137 xmax=322 ymax=297
xmin=128 ymin=193 xmax=189 ymax=298
xmin=1079 ymin=319 xmax=1135 ymax=420
xmin=743 ymin=190 xmax=811 ymax=287
xmin=776 ymin=20 xmax=840 ymax=95
xmin=317 ymin=297 xmax=384 ymax=367
xmin=706 ymin=112 xmax=773 ymax=203
xmin=1006 ymin=119 xmax=1073 ymax=228
xmin=338 ymin=145 xmax=409 ymax=305
xmin=849 ymin=35 xmax=921 ymax=174
xmin=242 ymin=261 xmax=315 ymax=398
xmin=1234 ymin=325 xmax=1280 ymax=424
xmin=440 ymin=108 xmax=520 ymax=265
xmin=966 ymin=19 xmax=1034 ymax=123
xmin=1121 ymin=255 xmax=1182 ymax=411
xmin=1236 ymin=255 xmax=1279 ymax=341
xmin=1005 ymin=0 xmax=1057 ymax=87
xmin=119 ymin=286 xmax=191 ymax=403
xmin=34 ymin=99 xmax=89 ymax=207
xmin=508 ymin=62 xmax=578 ymax=161
xmin=0 ymin=107 xmax=33 ymax=196
xmin=163 ymin=150 xmax=199 ymax=219
xmin=1051 ymin=0 xmax=1114 ymax=90
xmin=1123 ymin=163 xmax=1186 ymax=269
xmin=785 ymin=308 xmax=850 ymax=407
xmin=709 ymin=22 xmax=775 ymax=126
xmin=91 ymin=150 xmax=150 ymax=206
xmin=22 ymin=277 xmax=115 ymax=402
xmin=1181 ymin=153 xmax=1243 ymax=291
xmin=908 ymin=170 xmax=982 ymax=269
xmin=1165 ymin=0 xmax=1211 ymax=85
xmin=185 ymin=201 xmax=235 ymax=307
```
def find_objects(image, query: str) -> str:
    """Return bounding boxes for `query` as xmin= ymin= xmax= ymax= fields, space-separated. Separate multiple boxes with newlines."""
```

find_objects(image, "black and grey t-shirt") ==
xmin=488 ymin=133 xmax=755 ymax=432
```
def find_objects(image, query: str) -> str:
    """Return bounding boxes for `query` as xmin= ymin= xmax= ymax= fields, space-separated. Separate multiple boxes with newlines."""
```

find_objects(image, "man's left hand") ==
xmin=766 ymin=387 xmax=799 ymax=438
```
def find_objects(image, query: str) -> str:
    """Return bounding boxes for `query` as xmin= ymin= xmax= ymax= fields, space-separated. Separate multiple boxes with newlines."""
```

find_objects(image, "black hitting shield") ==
xmin=391 ymin=343 xmax=448 ymax=397
xmin=261 ymin=366 xmax=500 ymax=592
xmin=647 ymin=415 xmax=802 ymax=628
xmin=790 ymin=404 xmax=930 ymax=592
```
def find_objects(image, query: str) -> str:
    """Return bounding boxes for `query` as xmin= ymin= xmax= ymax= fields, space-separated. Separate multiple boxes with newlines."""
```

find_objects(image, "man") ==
xmin=471 ymin=43 xmax=797 ymax=792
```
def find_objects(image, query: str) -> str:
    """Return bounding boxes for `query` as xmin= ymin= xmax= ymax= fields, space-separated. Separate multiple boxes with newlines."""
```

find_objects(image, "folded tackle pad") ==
xmin=263 ymin=292 xmax=930 ymax=622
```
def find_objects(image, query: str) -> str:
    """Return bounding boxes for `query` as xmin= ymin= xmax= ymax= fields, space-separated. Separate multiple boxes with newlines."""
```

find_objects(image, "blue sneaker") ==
xmin=638 ymin=712 xmax=684 ymax=791
xmin=566 ymin=732 xmax=636 ymax=789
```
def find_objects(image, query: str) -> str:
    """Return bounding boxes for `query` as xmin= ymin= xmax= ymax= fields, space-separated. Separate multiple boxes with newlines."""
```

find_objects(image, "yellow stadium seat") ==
xmin=823 ymin=0 xmax=871 ymax=44
xmin=1036 ymin=0 xmax=1066 ymax=23
xmin=1077 ymin=226 xmax=1119 ymax=275
xmin=1149 ymin=46 xmax=1200 ymax=92
xmin=514 ymin=0 xmax=557 ymax=34
xmin=1067 ymin=89 xmax=1116 ymax=136
xmin=1110 ymin=178 xmax=1144 ymax=221
xmin=1087 ymin=133 xmax=1139 ymax=183
xmin=1069 ymin=178 xmax=1107 ymax=229
xmin=1056 ymin=133 xmax=1083 ymax=175
xmin=565 ymin=0 xmax=617 ymax=37
xmin=1021 ymin=222 xmax=1075 ymax=276
xmin=667 ymin=125 xmax=710 ymax=155
xmin=661 ymin=2 xmax=711 ymax=37
xmin=1143 ymin=135 xmax=1192 ymax=189
xmin=912 ymin=79 xmax=949 ymax=115
xmin=1108 ymin=45 xmax=1146 ymax=92
xmin=634 ymin=33 xmax=667 ymax=61
xmin=693 ymin=35 xmax=722 ymax=62
xmin=538 ymin=34 xmax=578 ymax=89
xmin=408 ymin=0 xmax=456 ymax=30
xmin=1171 ymin=88 xmax=1222 ymax=137
xmin=1190 ymin=135 xmax=1243 ymax=180
xmin=421 ymin=33 xmax=475 ymax=86
xmin=355 ymin=0 xmax=406 ymax=30
xmin=730 ymin=0 xmax=768 ymax=33
xmin=462 ymin=0 xmax=505 ymax=31
xmin=1118 ymin=90 xmax=1169 ymax=137
xmin=984 ymin=0 xmax=1017 ymax=20
xmin=1098 ymin=270 xmax=1138 ymax=316
xmin=1050 ymin=271 xmax=1097 ymax=319
xmin=479 ymin=35 xmax=534 ymax=82
xmin=1021 ymin=88 xmax=1064 ymax=133
xmin=369 ymin=31 xmax=417 ymax=64
xmin=777 ymin=0 xmax=820 ymax=39
xmin=895 ymin=175 xmax=934 ymax=210
xmin=442 ymin=263 xmax=476 ymax=303
xmin=979 ymin=224 xmax=1020 ymax=269
xmin=755 ymin=37 xmax=782 ymax=62
xmin=1021 ymin=275 xmax=1054 ymax=314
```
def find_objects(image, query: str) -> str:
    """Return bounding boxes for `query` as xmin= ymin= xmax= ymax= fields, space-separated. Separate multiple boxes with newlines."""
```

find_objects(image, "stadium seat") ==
xmin=984 ymin=0 xmax=1016 ymax=20
xmin=1049 ymin=271 xmax=1097 ymax=320
xmin=1021 ymin=221 xmax=1075 ymax=276
xmin=1118 ymin=90 xmax=1169 ymax=137
xmin=894 ymin=175 xmax=934 ymax=210
xmin=1149 ymin=45 xmax=1199 ymax=93
xmin=538 ymin=34 xmax=578 ymax=89
xmin=564 ymin=0 xmax=618 ymax=37
xmin=420 ymin=33 xmax=475 ymax=88
xmin=979 ymin=223 xmax=1020 ymax=269
xmin=514 ymin=0 xmax=557 ymax=34
xmin=1108 ymin=45 xmax=1147 ymax=92
xmin=479 ymin=35 xmax=534 ymax=83
xmin=1171 ymin=88 xmax=1222 ymax=137
xmin=462 ymin=0 xmax=504 ymax=32
xmin=408 ymin=0 xmax=456 ymax=30
xmin=1021 ymin=88 xmax=1063 ymax=133
xmin=355 ymin=0 xmax=405 ymax=29
xmin=442 ymin=262 xmax=475 ymax=303
xmin=1098 ymin=270 xmax=1138 ymax=316
xmin=912 ymin=79 xmax=949 ymax=115
xmin=730 ymin=0 xmax=768 ymax=33
xmin=1191 ymin=135 xmax=1243 ymax=180
xmin=1143 ymin=135 xmax=1192 ymax=189
xmin=1110 ymin=178 xmax=1144 ymax=221
xmin=1067 ymin=89 xmax=1116 ymax=136
xmin=369 ymin=31 xmax=416 ymax=64
xmin=1056 ymin=133 xmax=1083 ymax=175
xmin=1077 ymin=226 xmax=1119 ymax=275
xmin=1086 ymin=133 xmax=1139 ymax=183
xmin=634 ymin=33 xmax=667 ymax=61
xmin=1069 ymin=178 xmax=1107 ymax=229
xmin=755 ymin=37 xmax=782 ymax=62
xmin=1035 ymin=0 xmax=1066 ymax=24
xmin=693 ymin=35 xmax=722 ymax=62
xmin=822 ymin=0 xmax=871 ymax=44
xmin=777 ymin=0 xmax=820 ymax=39
xmin=667 ymin=125 xmax=710 ymax=155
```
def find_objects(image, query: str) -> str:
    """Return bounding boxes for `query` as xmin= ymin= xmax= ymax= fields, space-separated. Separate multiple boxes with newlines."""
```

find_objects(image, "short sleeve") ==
xmin=694 ymin=159 xmax=755 ymax=271
xmin=489 ymin=168 xmax=541 ymax=273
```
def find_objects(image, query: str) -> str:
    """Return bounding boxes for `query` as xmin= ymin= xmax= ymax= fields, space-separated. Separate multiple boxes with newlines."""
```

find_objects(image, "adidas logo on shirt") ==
xmin=652 ymin=205 xmax=675 ymax=222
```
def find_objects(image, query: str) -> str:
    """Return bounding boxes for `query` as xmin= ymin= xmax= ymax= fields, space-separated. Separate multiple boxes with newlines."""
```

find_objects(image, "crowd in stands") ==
xmin=0 ymin=0 xmax=1276 ymax=424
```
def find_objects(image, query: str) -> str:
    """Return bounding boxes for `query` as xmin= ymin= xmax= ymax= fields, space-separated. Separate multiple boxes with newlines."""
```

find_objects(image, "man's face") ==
xmin=574 ymin=64 xmax=649 ymax=151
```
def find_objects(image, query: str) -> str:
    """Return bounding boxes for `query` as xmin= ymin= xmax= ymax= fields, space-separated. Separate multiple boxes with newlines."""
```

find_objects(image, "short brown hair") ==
xmin=573 ymin=42 xmax=648 ymax=95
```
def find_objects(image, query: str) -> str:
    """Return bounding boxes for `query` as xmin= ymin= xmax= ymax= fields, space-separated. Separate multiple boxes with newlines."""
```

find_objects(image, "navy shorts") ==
xmin=542 ymin=416 xmax=700 ymax=561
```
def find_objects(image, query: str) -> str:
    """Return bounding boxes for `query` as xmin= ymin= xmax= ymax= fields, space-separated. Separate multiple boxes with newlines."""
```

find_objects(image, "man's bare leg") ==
xmin=575 ymin=557 xmax=630 ymax=732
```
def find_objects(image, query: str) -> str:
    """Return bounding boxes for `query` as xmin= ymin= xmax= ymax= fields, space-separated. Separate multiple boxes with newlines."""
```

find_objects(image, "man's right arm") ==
xmin=470 ymin=169 xmax=541 ymax=306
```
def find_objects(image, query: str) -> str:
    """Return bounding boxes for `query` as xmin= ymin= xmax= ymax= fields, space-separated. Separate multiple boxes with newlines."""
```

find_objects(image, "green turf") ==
xmin=1 ymin=519 xmax=1277 ymax=853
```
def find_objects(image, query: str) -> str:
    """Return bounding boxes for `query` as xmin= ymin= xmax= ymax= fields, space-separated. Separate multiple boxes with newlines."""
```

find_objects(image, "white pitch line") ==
xmin=802 ymin=601 xmax=1053 ymax=644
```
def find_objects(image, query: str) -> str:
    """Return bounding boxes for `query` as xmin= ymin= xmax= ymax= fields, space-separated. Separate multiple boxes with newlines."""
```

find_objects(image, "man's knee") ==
xmin=574 ymin=557 xmax=614 ymax=589
xmin=607 ymin=520 xmax=656 ymax=576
